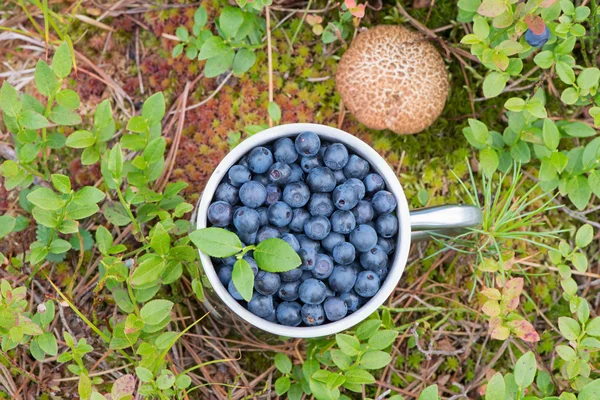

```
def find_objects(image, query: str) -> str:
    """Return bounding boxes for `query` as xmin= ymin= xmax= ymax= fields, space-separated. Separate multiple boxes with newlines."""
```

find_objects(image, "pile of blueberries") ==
xmin=207 ymin=132 xmax=399 ymax=327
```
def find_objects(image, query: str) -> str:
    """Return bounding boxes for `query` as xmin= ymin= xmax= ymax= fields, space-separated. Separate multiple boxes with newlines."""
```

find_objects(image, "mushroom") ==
xmin=336 ymin=25 xmax=449 ymax=135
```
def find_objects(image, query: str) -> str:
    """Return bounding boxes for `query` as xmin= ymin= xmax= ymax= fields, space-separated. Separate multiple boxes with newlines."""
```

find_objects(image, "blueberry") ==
xmin=322 ymin=232 xmax=345 ymax=253
xmin=354 ymin=270 xmax=380 ymax=297
xmin=372 ymin=191 xmax=397 ymax=214
xmin=265 ymin=309 xmax=277 ymax=322
xmin=295 ymin=131 xmax=321 ymax=157
xmin=268 ymin=201 xmax=293 ymax=227
xmin=228 ymin=280 xmax=244 ymax=301
xmin=215 ymin=183 xmax=239 ymax=205
xmin=301 ymin=304 xmax=326 ymax=326
xmin=370 ymin=264 xmax=389 ymax=280
xmin=343 ymin=155 xmax=370 ymax=179
xmin=299 ymin=247 xmax=318 ymax=270
xmin=222 ymin=255 xmax=237 ymax=266
xmin=254 ymin=271 xmax=281 ymax=296
xmin=289 ymin=208 xmax=311 ymax=233
xmin=248 ymin=293 xmax=274 ymax=318
xmin=318 ymin=143 xmax=329 ymax=158
xmin=265 ymin=184 xmax=282 ymax=205
xmin=299 ymin=278 xmax=327 ymax=304
xmin=333 ymin=242 xmax=356 ymax=265
xmin=289 ymin=163 xmax=305 ymax=182
xmin=377 ymin=236 xmax=395 ymax=254
xmin=247 ymin=146 xmax=274 ymax=174
xmin=525 ymin=26 xmax=550 ymax=48
xmin=352 ymin=200 xmax=375 ymax=224
xmin=375 ymin=214 xmax=399 ymax=238
xmin=349 ymin=224 xmax=378 ymax=252
xmin=208 ymin=201 xmax=233 ymax=227
xmin=360 ymin=245 xmax=388 ymax=271
xmin=333 ymin=183 xmax=359 ymax=210
xmin=233 ymin=207 xmax=260 ymax=234
xmin=333 ymin=169 xmax=346 ymax=185
xmin=281 ymin=233 xmax=300 ymax=252
xmin=283 ymin=182 xmax=311 ymax=208
xmin=329 ymin=265 xmax=358 ymax=293
xmin=323 ymin=143 xmax=349 ymax=170
xmin=239 ymin=181 xmax=267 ymax=208
xmin=256 ymin=207 xmax=269 ymax=226
xmin=308 ymin=193 xmax=335 ymax=217
xmin=330 ymin=210 xmax=356 ymax=234
xmin=253 ymin=173 xmax=270 ymax=186
xmin=306 ymin=167 xmax=336 ymax=193
xmin=340 ymin=290 xmax=362 ymax=312
xmin=296 ymin=234 xmax=320 ymax=251
xmin=276 ymin=301 xmax=302 ymax=326
xmin=324 ymin=284 xmax=336 ymax=298
xmin=268 ymin=162 xmax=292 ymax=186
xmin=280 ymin=267 xmax=303 ymax=282
xmin=238 ymin=155 xmax=249 ymax=168
xmin=300 ymin=156 xmax=323 ymax=173
xmin=278 ymin=280 xmax=301 ymax=301
xmin=273 ymin=138 xmax=298 ymax=164
xmin=300 ymin=269 xmax=313 ymax=281
xmin=346 ymin=178 xmax=365 ymax=200
xmin=217 ymin=265 xmax=233 ymax=286
xmin=304 ymin=216 xmax=331 ymax=241
xmin=228 ymin=165 xmax=251 ymax=187
xmin=244 ymin=256 xmax=259 ymax=275
xmin=363 ymin=173 xmax=385 ymax=196
xmin=323 ymin=297 xmax=347 ymax=321
xmin=257 ymin=225 xmax=281 ymax=242
xmin=313 ymin=254 xmax=334 ymax=279
xmin=237 ymin=230 xmax=257 ymax=245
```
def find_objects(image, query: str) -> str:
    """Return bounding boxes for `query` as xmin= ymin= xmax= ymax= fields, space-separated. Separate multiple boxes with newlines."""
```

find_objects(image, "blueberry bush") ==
xmin=0 ymin=0 xmax=599 ymax=399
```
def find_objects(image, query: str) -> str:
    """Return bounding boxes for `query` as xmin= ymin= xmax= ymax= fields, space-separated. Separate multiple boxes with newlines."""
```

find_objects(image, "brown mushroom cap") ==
xmin=336 ymin=25 xmax=449 ymax=135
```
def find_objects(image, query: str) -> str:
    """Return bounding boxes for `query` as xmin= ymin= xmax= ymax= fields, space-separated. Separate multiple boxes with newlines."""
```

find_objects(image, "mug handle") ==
xmin=410 ymin=205 xmax=482 ymax=242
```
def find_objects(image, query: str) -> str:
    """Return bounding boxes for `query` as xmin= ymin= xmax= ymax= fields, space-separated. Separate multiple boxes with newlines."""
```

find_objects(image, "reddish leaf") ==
xmin=507 ymin=320 xmax=541 ymax=342
xmin=112 ymin=374 xmax=136 ymax=397
xmin=489 ymin=317 xmax=510 ymax=340
xmin=306 ymin=15 xmax=323 ymax=26
xmin=539 ymin=0 xmax=558 ymax=8
xmin=481 ymin=288 xmax=502 ymax=300
xmin=501 ymin=277 xmax=523 ymax=311
xmin=524 ymin=15 xmax=546 ymax=35
xmin=482 ymin=300 xmax=501 ymax=317
xmin=478 ymin=0 xmax=507 ymax=17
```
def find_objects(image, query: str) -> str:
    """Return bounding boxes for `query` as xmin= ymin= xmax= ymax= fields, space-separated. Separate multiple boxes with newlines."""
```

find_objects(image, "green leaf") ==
xmin=204 ymin=49 xmax=235 ymax=78
xmin=566 ymin=175 xmax=591 ymax=211
xmin=274 ymin=353 xmax=292 ymax=374
xmin=156 ymin=370 xmax=176 ymax=390
xmin=52 ymin=41 xmax=72 ymax=79
xmin=586 ymin=317 xmax=600 ymax=336
xmin=254 ymin=238 xmax=302 ymax=272
xmin=479 ymin=148 xmax=499 ymax=177
xmin=51 ymin=174 xmax=71 ymax=194
xmin=49 ymin=106 xmax=82 ymax=125
xmin=562 ymin=122 xmax=596 ymax=138
xmin=477 ymin=0 xmax=506 ymax=17
xmin=199 ymin=36 xmax=227 ymax=60
xmin=368 ymin=330 xmax=398 ymax=350
xmin=542 ymin=119 xmax=560 ymax=151
xmin=65 ymin=202 xmax=99 ymax=220
xmin=486 ymin=372 xmax=505 ymax=400
xmin=589 ymin=170 xmax=600 ymax=198
xmin=151 ymin=223 xmax=170 ymax=255
xmin=533 ymin=50 xmax=555 ymax=69
xmin=129 ymin=256 xmax=166 ymax=287
xmin=78 ymin=374 xmax=92 ymax=400
xmin=483 ymin=72 xmax=507 ymax=98
xmin=96 ymin=226 xmax=113 ymax=255
xmin=37 ymin=332 xmax=58 ymax=356
xmin=275 ymin=376 xmax=291 ymax=396
xmin=32 ymin=208 xmax=58 ymax=228
xmin=418 ymin=384 xmax=439 ymax=400
xmin=556 ymin=61 xmax=575 ymax=84
xmin=504 ymin=98 xmax=525 ymax=112
xmin=336 ymin=334 xmax=360 ymax=356
xmin=140 ymin=299 xmax=173 ymax=324
xmin=268 ymin=101 xmax=281 ymax=122
xmin=135 ymin=367 xmax=154 ymax=383
xmin=172 ymin=43 xmax=184 ymax=58
xmin=575 ymin=224 xmax=593 ymax=248
xmin=232 ymin=258 xmax=254 ymax=302
xmin=73 ymin=186 xmax=105 ymax=205
xmin=49 ymin=238 xmax=71 ymax=254
xmin=27 ymin=188 xmax=65 ymax=211
xmin=189 ymin=227 xmax=243 ymax=257
xmin=194 ymin=7 xmax=208 ymax=27
xmin=176 ymin=26 xmax=189 ymax=42
xmin=344 ymin=368 xmax=375 ymax=384
xmin=219 ymin=6 xmax=244 ymax=38
xmin=143 ymin=137 xmax=166 ymax=164
xmin=0 ymin=82 xmax=21 ymax=117
xmin=126 ymin=116 xmax=148 ymax=133
xmin=356 ymin=319 xmax=382 ymax=340
xmin=0 ymin=215 xmax=16 ymax=239
xmin=579 ymin=380 xmax=600 ymax=400
xmin=577 ymin=67 xmax=600 ymax=90
xmin=19 ymin=110 xmax=50 ymax=129
xmin=56 ymin=89 xmax=80 ymax=109
xmin=142 ymin=92 xmax=165 ymax=125
xmin=357 ymin=350 xmax=391 ymax=369
xmin=556 ymin=345 xmax=576 ymax=361
xmin=330 ymin=349 xmax=352 ymax=370
xmin=558 ymin=317 xmax=581 ymax=341
xmin=572 ymin=252 xmax=588 ymax=272
xmin=35 ymin=60 xmax=59 ymax=96
xmin=233 ymin=48 xmax=256 ymax=75
xmin=561 ymin=87 xmax=579 ymax=105
xmin=108 ymin=144 xmax=124 ymax=180
xmin=514 ymin=351 xmax=536 ymax=388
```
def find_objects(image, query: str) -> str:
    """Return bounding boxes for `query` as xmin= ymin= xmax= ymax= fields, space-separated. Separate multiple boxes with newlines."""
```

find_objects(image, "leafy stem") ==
xmin=115 ymin=184 xmax=144 ymax=243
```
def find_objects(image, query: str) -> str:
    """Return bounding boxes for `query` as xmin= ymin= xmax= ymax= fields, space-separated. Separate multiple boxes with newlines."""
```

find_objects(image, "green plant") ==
xmin=172 ymin=6 xmax=265 ymax=77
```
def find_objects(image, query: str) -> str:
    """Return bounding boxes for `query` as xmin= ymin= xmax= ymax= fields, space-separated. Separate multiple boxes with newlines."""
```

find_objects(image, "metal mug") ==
xmin=195 ymin=123 xmax=482 ymax=338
